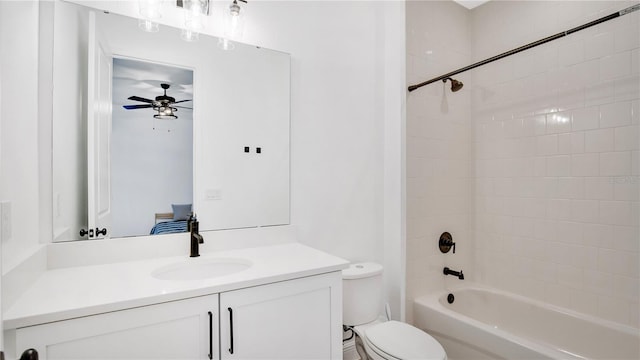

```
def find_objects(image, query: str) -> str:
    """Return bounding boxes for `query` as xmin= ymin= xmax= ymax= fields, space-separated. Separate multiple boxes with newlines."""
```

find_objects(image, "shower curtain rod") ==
xmin=407 ymin=3 xmax=640 ymax=92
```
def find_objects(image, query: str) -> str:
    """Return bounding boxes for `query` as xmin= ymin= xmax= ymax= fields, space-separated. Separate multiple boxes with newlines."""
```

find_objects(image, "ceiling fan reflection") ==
xmin=123 ymin=83 xmax=192 ymax=119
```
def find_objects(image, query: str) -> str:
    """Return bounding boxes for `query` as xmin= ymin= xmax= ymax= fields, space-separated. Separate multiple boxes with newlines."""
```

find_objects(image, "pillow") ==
xmin=171 ymin=204 xmax=192 ymax=221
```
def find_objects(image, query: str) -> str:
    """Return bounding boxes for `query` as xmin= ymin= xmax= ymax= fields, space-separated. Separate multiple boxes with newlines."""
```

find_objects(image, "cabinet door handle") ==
xmin=208 ymin=311 xmax=213 ymax=360
xmin=228 ymin=307 xmax=234 ymax=354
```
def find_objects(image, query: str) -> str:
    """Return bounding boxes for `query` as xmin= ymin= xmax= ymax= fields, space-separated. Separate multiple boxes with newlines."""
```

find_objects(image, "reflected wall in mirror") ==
xmin=112 ymin=58 xmax=194 ymax=238
xmin=50 ymin=1 xmax=290 ymax=242
xmin=51 ymin=1 xmax=90 ymax=242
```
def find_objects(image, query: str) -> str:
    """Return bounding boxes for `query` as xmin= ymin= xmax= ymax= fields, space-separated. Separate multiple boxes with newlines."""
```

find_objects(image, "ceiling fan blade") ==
xmin=123 ymin=104 xmax=154 ymax=110
xmin=173 ymin=105 xmax=193 ymax=110
xmin=172 ymin=99 xmax=192 ymax=104
xmin=127 ymin=95 xmax=154 ymax=103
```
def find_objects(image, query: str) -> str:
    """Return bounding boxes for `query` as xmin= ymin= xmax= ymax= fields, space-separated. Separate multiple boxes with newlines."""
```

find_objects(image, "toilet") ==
xmin=343 ymin=262 xmax=447 ymax=360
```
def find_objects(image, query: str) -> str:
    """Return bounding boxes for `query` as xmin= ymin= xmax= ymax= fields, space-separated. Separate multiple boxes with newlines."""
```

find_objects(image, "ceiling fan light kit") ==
xmin=123 ymin=83 xmax=192 ymax=120
xmin=154 ymin=108 xmax=178 ymax=120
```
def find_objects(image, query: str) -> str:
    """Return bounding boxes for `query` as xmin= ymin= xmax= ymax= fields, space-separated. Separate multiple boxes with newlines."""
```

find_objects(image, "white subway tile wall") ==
xmin=472 ymin=0 xmax=639 ymax=327
xmin=407 ymin=0 xmax=639 ymax=328
xmin=406 ymin=0 xmax=472 ymax=323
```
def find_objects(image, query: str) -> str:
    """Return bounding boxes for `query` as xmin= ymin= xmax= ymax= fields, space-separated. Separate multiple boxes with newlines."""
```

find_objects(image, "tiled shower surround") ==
xmin=407 ymin=0 xmax=639 ymax=327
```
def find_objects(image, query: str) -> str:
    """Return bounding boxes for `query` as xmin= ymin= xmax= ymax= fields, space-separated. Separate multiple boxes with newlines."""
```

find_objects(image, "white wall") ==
xmin=381 ymin=0 xmax=407 ymax=323
xmin=2 ymin=0 xmax=406 ymax=318
xmin=472 ymin=0 xmax=639 ymax=327
xmin=51 ymin=1 xmax=89 ymax=242
xmin=0 ymin=2 xmax=4 ymax=349
xmin=0 ymin=1 xmax=43 ymax=271
xmin=111 ymin=103 xmax=193 ymax=237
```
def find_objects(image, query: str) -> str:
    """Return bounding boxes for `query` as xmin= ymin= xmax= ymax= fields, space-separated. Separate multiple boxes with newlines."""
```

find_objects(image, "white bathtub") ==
xmin=413 ymin=286 xmax=640 ymax=360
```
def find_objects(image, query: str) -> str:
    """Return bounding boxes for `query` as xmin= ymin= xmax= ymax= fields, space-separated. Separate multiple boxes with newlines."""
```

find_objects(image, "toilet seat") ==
xmin=360 ymin=321 xmax=446 ymax=360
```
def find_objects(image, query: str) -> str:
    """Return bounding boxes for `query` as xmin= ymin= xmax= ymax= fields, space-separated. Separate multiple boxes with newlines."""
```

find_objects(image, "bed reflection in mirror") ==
xmin=111 ymin=58 xmax=193 ymax=238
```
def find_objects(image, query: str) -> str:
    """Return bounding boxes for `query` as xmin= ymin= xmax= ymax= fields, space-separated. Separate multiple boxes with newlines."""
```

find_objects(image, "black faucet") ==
xmin=188 ymin=215 xmax=204 ymax=257
xmin=443 ymin=267 xmax=464 ymax=280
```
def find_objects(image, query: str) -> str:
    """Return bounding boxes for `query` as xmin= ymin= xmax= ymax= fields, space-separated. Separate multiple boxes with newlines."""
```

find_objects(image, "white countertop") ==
xmin=4 ymin=243 xmax=349 ymax=329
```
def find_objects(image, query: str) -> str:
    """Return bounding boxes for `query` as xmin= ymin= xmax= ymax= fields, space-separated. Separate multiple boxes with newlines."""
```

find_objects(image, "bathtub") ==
xmin=413 ymin=286 xmax=640 ymax=360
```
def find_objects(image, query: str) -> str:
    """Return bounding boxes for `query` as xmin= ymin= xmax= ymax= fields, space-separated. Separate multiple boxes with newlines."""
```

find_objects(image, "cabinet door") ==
xmin=15 ymin=294 xmax=218 ymax=360
xmin=220 ymin=272 xmax=342 ymax=360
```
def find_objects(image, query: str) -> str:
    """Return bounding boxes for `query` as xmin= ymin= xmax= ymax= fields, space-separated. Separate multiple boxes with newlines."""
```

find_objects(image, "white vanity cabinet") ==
xmin=12 ymin=271 xmax=342 ymax=360
xmin=219 ymin=272 xmax=342 ymax=360
xmin=15 ymin=294 xmax=218 ymax=360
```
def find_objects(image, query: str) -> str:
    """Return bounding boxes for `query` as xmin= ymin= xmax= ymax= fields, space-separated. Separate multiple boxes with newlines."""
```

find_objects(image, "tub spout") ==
xmin=443 ymin=267 xmax=464 ymax=280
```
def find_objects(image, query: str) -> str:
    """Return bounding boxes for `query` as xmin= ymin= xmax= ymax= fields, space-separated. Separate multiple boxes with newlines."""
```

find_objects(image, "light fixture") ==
xmin=138 ymin=0 xmax=162 ymax=32
xmin=226 ymin=0 xmax=246 ymax=38
xmin=220 ymin=0 xmax=247 ymax=49
xmin=181 ymin=0 xmax=207 ymax=42
xmin=154 ymin=106 xmax=178 ymax=119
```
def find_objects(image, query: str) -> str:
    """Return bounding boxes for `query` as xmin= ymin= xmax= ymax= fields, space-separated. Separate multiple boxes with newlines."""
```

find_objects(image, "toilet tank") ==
xmin=342 ymin=262 xmax=384 ymax=326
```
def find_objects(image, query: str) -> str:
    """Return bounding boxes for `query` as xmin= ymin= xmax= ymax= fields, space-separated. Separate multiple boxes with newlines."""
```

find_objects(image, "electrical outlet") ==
xmin=1 ymin=201 xmax=12 ymax=242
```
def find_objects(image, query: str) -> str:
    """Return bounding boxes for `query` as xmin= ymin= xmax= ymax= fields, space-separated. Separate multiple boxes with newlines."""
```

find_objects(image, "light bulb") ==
xmin=224 ymin=0 xmax=245 ymax=40
xmin=230 ymin=2 xmax=241 ymax=17
xmin=181 ymin=0 xmax=205 ymax=42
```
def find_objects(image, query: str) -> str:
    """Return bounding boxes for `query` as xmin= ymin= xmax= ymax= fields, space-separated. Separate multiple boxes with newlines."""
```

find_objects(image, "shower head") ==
xmin=443 ymin=77 xmax=464 ymax=92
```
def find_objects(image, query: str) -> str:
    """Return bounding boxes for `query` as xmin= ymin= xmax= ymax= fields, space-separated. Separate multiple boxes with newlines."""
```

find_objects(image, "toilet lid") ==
xmin=365 ymin=321 xmax=446 ymax=360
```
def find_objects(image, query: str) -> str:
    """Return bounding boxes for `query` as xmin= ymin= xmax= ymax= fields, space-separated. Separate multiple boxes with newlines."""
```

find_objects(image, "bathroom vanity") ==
xmin=3 ymin=242 xmax=348 ymax=359
xmin=3 ymin=2 xmax=342 ymax=358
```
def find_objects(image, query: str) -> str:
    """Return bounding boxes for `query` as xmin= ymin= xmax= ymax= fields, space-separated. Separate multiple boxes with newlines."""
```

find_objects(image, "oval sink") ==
xmin=152 ymin=258 xmax=252 ymax=281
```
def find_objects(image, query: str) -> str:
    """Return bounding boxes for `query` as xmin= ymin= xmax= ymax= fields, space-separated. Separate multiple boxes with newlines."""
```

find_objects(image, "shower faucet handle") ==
xmin=439 ymin=232 xmax=456 ymax=254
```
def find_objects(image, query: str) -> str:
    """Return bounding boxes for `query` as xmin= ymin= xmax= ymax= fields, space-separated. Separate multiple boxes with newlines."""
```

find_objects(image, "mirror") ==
xmin=51 ymin=1 xmax=290 ymax=242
